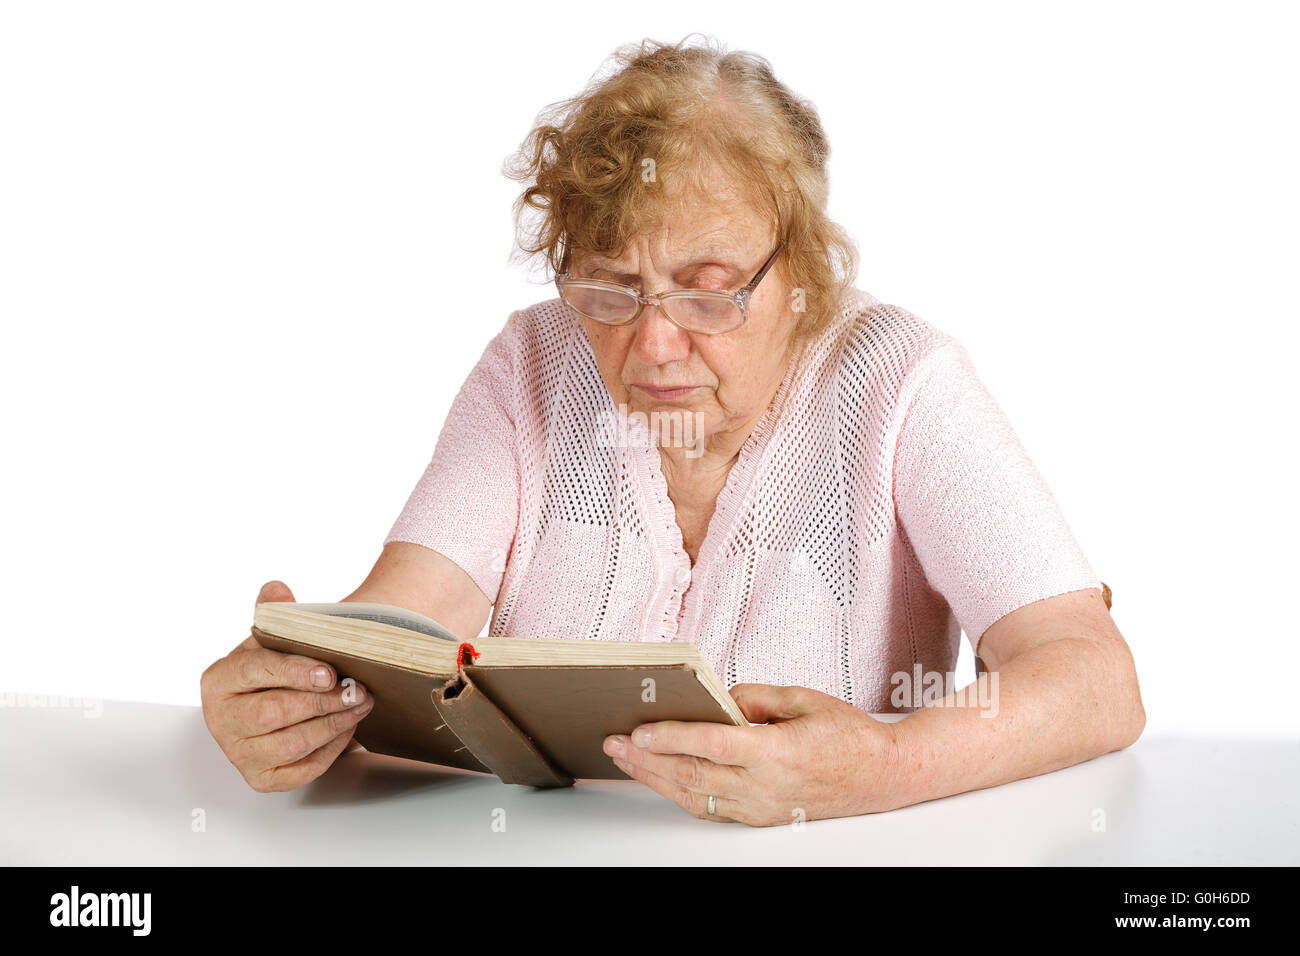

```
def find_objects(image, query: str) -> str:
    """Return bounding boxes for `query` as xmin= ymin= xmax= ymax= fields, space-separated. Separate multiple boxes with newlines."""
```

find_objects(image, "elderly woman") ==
xmin=201 ymin=38 xmax=1144 ymax=826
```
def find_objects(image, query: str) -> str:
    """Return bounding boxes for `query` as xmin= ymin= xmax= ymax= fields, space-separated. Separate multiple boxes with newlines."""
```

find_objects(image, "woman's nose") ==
xmin=632 ymin=302 xmax=693 ymax=364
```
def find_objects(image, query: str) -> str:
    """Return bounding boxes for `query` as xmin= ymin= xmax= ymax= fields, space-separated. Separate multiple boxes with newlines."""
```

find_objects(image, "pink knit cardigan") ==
xmin=384 ymin=288 xmax=1100 ymax=711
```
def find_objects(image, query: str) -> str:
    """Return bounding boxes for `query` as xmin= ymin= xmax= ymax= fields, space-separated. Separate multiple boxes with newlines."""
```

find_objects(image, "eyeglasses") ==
xmin=555 ymin=244 xmax=784 ymax=335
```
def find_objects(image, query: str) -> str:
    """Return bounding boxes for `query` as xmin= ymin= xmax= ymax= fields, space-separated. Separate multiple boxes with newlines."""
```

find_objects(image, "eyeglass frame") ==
xmin=554 ymin=243 xmax=785 ymax=334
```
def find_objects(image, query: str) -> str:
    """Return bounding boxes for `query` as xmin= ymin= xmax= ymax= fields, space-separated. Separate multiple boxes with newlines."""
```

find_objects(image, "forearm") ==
xmin=881 ymin=636 xmax=1145 ymax=810
xmin=340 ymin=541 xmax=491 ymax=639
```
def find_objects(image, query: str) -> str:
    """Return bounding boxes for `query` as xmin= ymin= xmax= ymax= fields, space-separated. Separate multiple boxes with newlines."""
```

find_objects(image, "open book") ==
xmin=250 ymin=602 xmax=745 ymax=787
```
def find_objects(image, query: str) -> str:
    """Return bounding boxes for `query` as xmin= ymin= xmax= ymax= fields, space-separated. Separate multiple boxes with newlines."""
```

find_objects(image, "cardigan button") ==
xmin=674 ymin=566 xmax=691 ymax=586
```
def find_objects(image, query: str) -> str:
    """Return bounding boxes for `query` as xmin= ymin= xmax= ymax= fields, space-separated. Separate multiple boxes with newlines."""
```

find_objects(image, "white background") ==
xmin=2 ymin=1 xmax=1296 ymax=740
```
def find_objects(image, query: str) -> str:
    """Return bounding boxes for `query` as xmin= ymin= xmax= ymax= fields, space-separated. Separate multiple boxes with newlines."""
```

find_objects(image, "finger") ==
xmin=626 ymin=719 xmax=756 ymax=765
xmin=728 ymin=683 xmax=822 ymax=723
xmin=226 ymin=683 xmax=368 ymax=739
xmin=606 ymin=735 xmax=745 ymax=798
xmin=238 ymin=580 xmax=295 ymax=654
xmin=255 ymin=579 xmax=296 ymax=606
xmin=240 ymin=696 xmax=375 ymax=771
xmin=215 ymin=579 xmax=299 ymax=667
xmin=251 ymin=726 xmax=357 ymax=793
xmin=611 ymin=757 xmax=738 ymax=823
xmin=224 ymin=645 xmax=337 ymax=694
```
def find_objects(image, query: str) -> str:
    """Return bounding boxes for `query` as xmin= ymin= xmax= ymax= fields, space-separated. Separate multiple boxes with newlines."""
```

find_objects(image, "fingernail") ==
xmin=603 ymin=734 xmax=626 ymax=757
xmin=352 ymin=697 xmax=374 ymax=716
xmin=632 ymin=727 xmax=652 ymax=748
xmin=311 ymin=666 xmax=331 ymax=687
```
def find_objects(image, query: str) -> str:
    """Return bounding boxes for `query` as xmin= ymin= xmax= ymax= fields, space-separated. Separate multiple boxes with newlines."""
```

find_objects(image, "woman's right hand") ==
xmin=200 ymin=580 xmax=374 ymax=792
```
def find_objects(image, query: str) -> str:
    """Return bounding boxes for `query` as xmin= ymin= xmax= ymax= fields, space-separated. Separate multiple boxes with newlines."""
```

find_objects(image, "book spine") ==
xmin=431 ymin=668 xmax=574 ymax=789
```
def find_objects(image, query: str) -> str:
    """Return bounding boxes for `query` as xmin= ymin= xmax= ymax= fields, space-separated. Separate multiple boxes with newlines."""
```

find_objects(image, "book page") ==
xmin=284 ymin=602 xmax=458 ymax=642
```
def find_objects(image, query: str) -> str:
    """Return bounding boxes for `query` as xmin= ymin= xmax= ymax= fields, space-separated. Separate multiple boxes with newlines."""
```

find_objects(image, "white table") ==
xmin=1 ymin=700 xmax=1295 ymax=865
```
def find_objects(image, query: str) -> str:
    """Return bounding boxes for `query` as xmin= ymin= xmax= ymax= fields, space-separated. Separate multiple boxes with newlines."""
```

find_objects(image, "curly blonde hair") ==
xmin=504 ymin=35 xmax=859 ymax=339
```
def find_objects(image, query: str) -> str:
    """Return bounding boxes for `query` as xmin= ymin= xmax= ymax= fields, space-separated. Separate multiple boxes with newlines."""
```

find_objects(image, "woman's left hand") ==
xmin=603 ymin=683 xmax=904 ymax=826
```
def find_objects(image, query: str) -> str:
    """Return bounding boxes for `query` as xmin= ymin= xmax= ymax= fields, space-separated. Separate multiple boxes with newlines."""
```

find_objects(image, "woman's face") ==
xmin=569 ymin=189 xmax=797 ymax=454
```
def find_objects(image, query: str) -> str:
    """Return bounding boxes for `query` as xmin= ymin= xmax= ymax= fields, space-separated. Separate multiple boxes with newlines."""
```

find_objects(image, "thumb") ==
xmin=239 ymin=579 xmax=297 ymax=650
xmin=256 ymin=579 xmax=295 ymax=606
xmin=728 ymin=683 xmax=821 ymax=724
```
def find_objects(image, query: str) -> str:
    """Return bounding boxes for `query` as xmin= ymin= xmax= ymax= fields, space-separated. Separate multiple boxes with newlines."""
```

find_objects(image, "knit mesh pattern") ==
xmin=385 ymin=289 xmax=1100 ymax=712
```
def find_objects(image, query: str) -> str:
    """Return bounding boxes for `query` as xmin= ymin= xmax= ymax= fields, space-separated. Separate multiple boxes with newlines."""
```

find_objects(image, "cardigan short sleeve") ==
xmin=892 ymin=335 xmax=1101 ymax=653
xmin=382 ymin=321 xmax=520 ymax=604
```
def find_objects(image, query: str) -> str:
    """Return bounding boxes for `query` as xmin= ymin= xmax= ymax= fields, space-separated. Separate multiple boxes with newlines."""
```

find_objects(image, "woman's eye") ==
xmin=684 ymin=271 xmax=732 ymax=290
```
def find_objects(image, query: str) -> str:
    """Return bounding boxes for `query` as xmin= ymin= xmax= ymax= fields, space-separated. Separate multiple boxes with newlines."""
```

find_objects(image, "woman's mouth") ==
xmin=632 ymin=384 xmax=701 ymax=401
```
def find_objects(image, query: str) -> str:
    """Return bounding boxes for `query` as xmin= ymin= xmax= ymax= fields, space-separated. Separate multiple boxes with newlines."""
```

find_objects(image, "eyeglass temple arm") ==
xmin=740 ymin=244 xmax=785 ymax=299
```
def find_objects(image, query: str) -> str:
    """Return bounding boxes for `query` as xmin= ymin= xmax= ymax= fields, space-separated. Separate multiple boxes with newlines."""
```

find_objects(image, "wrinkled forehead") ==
xmin=569 ymin=175 xmax=777 ymax=273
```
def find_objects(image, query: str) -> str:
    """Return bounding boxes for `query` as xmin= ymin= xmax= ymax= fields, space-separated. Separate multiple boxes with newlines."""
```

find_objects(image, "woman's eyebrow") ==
xmin=586 ymin=264 xmax=642 ymax=283
xmin=584 ymin=252 xmax=744 ymax=282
